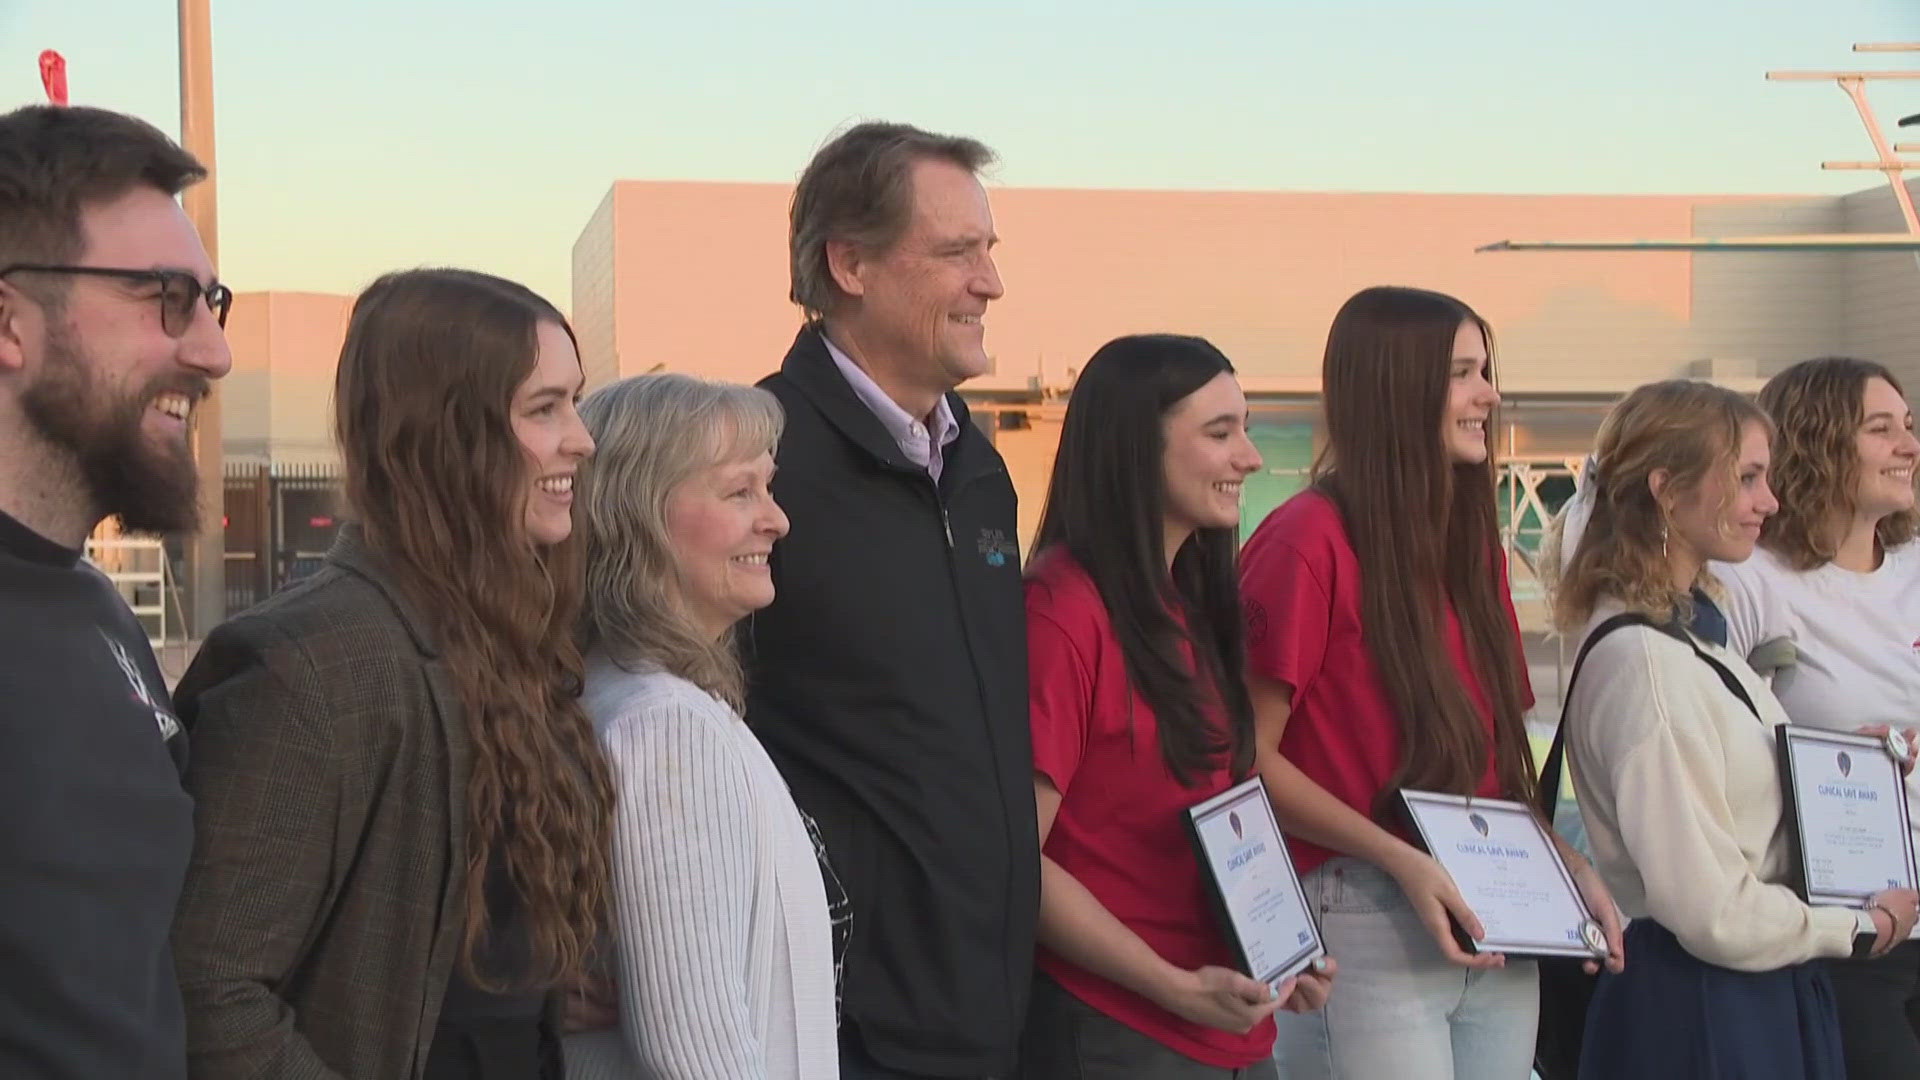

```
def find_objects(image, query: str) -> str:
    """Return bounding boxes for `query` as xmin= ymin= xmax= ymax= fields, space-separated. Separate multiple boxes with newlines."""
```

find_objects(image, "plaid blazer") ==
xmin=171 ymin=529 xmax=536 ymax=1079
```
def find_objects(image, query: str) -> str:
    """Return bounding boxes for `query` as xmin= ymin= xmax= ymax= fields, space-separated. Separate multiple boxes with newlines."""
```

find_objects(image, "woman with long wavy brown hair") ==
xmin=1238 ymin=286 xmax=1621 ymax=1079
xmin=171 ymin=267 xmax=614 ymax=1080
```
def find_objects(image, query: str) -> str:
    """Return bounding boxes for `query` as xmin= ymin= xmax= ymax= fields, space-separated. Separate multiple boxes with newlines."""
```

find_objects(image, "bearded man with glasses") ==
xmin=0 ymin=103 xmax=232 ymax=1080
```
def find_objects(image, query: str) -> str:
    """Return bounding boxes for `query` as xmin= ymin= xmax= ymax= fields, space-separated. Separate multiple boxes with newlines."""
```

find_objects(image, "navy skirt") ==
xmin=1579 ymin=920 xmax=1844 ymax=1080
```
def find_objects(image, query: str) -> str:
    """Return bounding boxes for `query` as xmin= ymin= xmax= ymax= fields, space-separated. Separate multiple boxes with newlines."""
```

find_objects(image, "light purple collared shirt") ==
xmin=823 ymin=333 xmax=962 ymax=484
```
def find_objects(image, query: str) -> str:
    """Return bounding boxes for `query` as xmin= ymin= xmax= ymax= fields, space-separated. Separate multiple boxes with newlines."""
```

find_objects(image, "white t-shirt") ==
xmin=1713 ymin=542 xmax=1920 ymax=862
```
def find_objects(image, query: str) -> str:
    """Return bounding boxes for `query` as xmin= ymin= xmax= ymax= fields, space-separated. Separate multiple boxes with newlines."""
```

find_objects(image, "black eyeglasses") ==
xmin=0 ymin=264 xmax=233 ymax=337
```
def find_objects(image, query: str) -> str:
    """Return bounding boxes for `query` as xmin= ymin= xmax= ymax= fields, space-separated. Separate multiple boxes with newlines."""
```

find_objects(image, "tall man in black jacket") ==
xmin=749 ymin=122 xmax=1038 ymax=1079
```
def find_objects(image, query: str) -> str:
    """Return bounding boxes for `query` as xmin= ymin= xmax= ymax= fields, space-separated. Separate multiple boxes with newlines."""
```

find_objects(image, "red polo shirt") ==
xmin=1026 ymin=548 xmax=1274 ymax=1069
xmin=1238 ymin=489 xmax=1532 ymax=876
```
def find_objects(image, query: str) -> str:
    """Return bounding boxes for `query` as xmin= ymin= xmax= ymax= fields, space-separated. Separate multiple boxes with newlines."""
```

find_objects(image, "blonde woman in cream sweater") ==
xmin=564 ymin=374 xmax=845 ymax=1080
xmin=1546 ymin=379 xmax=1917 ymax=1080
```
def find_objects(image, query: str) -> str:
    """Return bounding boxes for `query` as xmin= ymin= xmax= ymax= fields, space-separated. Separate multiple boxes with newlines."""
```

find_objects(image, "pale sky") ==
xmin=4 ymin=0 xmax=1917 ymax=307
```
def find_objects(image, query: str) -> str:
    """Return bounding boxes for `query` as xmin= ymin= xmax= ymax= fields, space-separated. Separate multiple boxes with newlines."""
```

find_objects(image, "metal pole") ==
xmin=179 ymin=0 xmax=224 ymax=636
xmin=1765 ymin=64 xmax=1920 ymax=284
xmin=1835 ymin=77 xmax=1920 ymax=235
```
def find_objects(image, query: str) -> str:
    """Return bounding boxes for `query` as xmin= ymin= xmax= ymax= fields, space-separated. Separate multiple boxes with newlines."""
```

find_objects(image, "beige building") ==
xmin=222 ymin=291 xmax=354 ymax=466
xmin=202 ymin=180 xmax=1920 ymax=623
xmin=215 ymin=291 xmax=354 ymax=611
xmin=570 ymin=178 xmax=1920 ymax=556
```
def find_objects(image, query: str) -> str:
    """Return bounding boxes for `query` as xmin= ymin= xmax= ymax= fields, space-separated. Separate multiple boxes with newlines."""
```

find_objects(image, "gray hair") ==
xmin=788 ymin=120 xmax=996 ymax=321
xmin=575 ymin=372 xmax=785 ymax=710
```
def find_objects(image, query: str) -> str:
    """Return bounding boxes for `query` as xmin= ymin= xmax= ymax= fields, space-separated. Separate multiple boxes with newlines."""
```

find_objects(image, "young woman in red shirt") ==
xmin=1238 ymin=287 xmax=1624 ymax=1079
xmin=1018 ymin=334 xmax=1335 ymax=1080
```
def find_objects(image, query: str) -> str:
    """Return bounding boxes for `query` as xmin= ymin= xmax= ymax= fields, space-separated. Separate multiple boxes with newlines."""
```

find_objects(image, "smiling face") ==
xmin=1442 ymin=319 xmax=1498 ymax=466
xmin=1850 ymin=376 xmax=1920 ymax=524
xmin=833 ymin=157 xmax=1004 ymax=399
xmin=6 ymin=184 xmax=233 ymax=535
xmin=665 ymin=448 xmax=790 ymax=641
xmin=1160 ymin=371 xmax=1263 ymax=540
xmin=509 ymin=320 xmax=594 ymax=546
xmin=1667 ymin=419 xmax=1779 ymax=568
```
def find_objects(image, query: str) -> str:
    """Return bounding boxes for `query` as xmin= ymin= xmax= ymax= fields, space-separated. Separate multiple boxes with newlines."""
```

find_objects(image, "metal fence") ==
xmin=222 ymin=461 xmax=347 ymax=616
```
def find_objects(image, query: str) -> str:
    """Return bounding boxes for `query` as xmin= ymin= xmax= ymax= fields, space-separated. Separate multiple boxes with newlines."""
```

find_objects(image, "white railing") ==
xmin=83 ymin=536 xmax=180 ymax=650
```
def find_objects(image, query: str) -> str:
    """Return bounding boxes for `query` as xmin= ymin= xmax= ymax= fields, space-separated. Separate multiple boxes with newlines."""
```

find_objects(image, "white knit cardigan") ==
xmin=563 ymin=658 xmax=838 ymax=1080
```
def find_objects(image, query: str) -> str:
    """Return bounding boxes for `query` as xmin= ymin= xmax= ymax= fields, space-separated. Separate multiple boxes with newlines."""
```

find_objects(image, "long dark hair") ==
xmin=335 ymin=268 xmax=614 ymax=991
xmin=1032 ymin=333 xmax=1256 ymax=786
xmin=1314 ymin=287 xmax=1536 ymax=816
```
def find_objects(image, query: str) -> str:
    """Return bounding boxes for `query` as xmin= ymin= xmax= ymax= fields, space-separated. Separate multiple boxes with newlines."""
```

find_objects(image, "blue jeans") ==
xmin=1272 ymin=858 xmax=1539 ymax=1080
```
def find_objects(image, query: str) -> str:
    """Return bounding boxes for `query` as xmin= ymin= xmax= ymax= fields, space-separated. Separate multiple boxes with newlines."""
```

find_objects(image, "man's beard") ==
xmin=20 ymin=324 xmax=208 ymax=536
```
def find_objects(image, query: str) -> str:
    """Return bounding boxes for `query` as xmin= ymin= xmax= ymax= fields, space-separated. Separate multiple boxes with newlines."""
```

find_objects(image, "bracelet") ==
xmin=1870 ymin=902 xmax=1900 ymax=937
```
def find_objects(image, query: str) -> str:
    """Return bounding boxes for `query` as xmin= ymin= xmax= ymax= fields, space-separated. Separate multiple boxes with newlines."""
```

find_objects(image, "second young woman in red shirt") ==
xmin=1019 ymin=333 xmax=1334 ymax=1080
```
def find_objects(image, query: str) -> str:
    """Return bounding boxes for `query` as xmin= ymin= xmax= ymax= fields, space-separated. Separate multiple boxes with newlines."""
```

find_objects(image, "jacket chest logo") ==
xmin=975 ymin=528 xmax=1017 ymax=569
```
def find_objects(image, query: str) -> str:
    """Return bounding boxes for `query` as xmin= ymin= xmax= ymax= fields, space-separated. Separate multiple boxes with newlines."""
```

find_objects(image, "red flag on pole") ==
xmin=39 ymin=50 xmax=68 ymax=106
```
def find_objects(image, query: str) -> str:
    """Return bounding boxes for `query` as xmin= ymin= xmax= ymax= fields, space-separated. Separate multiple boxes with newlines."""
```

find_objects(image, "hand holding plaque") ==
xmin=1776 ymin=725 xmax=1918 ymax=909
xmin=1380 ymin=846 xmax=1508 ymax=969
xmin=1398 ymin=791 xmax=1612 ymax=961
xmin=1851 ymin=724 xmax=1920 ymax=778
xmin=1186 ymin=777 xmax=1328 ymax=986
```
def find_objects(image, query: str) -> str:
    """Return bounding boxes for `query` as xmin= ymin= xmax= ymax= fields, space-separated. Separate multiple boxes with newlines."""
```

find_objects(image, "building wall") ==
xmin=987 ymin=408 xmax=1064 ymax=555
xmin=220 ymin=293 xmax=275 ymax=462
xmin=267 ymin=294 xmax=352 ymax=464
xmin=578 ymin=179 xmax=1920 ymax=405
xmin=1687 ymin=197 xmax=1847 ymax=376
xmin=1841 ymin=178 xmax=1920 ymax=390
xmin=573 ymin=178 xmax=1920 ymax=561
xmin=217 ymin=184 xmax=1920 ymax=559
xmin=571 ymin=187 xmax=620 ymax=390
xmin=607 ymin=182 xmax=794 ymax=385
xmin=987 ymin=189 xmax=1706 ymax=395
xmin=223 ymin=292 xmax=353 ymax=464
xmin=581 ymin=181 xmax=1815 ymax=395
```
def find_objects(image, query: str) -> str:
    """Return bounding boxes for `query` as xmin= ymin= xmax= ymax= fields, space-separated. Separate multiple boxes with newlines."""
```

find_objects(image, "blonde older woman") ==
xmin=564 ymin=373 xmax=845 ymax=1080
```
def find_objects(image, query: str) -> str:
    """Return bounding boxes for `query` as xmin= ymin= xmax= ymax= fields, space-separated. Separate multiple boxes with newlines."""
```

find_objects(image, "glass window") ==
xmin=1241 ymin=405 xmax=1319 ymax=537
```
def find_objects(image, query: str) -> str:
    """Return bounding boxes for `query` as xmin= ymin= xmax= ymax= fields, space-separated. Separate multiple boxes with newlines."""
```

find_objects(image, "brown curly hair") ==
xmin=1757 ymin=357 xmax=1919 ymax=570
xmin=1547 ymin=380 xmax=1771 ymax=630
xmin=335 ymin=268 xmax=614 ymax=991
